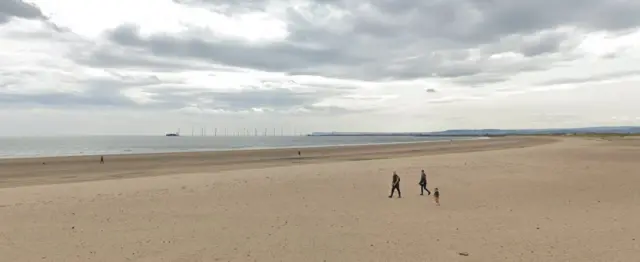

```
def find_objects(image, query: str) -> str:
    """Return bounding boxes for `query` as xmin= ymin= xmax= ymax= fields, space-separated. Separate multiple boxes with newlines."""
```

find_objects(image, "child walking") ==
xmin=434 ymin=188 xmax=440 ymax=206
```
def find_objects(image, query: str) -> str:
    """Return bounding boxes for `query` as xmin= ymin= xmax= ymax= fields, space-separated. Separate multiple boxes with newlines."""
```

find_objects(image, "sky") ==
xmin=1 ymin=0 xmax=640 ymax=136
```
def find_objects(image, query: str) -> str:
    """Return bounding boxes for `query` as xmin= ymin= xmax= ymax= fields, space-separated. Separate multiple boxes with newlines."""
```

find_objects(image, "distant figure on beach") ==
xmin=298 ymin=151 xmax=301 ymax=156
xmin=434 ymin=188 xmax=440 ymax=206
xmin=388 ymin=171 xmax=401 ymax=198
xmin=419 ymin=169 xmax=431 ymax=195
xmin=100 ymin=156 xmax=104 ymax=164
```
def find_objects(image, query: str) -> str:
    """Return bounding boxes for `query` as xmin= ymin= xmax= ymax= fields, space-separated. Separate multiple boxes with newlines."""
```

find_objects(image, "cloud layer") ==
xmin=0 ymin=0 xmax=45 ymax=24
xmin=1 ymin=0 xmax=640 ymax=135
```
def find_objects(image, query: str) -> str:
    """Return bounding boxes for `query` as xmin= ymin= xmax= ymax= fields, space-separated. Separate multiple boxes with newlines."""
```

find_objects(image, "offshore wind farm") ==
xmin=167 ymin=126 xmax=305 ymax=137
xmin=0 ymin=133 xmax=458 ymax=159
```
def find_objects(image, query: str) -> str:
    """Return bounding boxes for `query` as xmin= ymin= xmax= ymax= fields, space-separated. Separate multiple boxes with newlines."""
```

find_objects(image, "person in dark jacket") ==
xmin=419 ymin=169 xmax=431 ymax=195
xmin=388 ymin=171 xmax=401 ymax=198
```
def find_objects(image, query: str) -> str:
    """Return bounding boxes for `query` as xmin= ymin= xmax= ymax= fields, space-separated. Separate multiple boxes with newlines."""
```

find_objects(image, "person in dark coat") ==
xmin=388 ymin=171 xmax=401 ymax=198
xmin=419 ymin=169 xmax=431 ymax=195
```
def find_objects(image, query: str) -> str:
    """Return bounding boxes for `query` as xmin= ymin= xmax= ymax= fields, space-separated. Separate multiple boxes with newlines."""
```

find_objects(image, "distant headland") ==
xmin=309 ymin=126 xmax=640 ymax=137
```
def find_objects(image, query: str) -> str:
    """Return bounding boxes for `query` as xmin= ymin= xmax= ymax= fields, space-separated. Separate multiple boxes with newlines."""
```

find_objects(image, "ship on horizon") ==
xmin=166 ymin=129 xmax=180 ymax=137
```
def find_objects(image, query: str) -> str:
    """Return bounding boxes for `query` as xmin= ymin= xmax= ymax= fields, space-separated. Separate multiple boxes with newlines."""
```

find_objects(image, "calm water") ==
xmin=0 ymin=136 xmax=472 ymax=159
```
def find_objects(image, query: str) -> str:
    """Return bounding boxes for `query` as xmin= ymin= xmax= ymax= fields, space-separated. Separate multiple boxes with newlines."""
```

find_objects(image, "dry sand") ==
xmin=0 ymin=136 xmax=638 ymax=261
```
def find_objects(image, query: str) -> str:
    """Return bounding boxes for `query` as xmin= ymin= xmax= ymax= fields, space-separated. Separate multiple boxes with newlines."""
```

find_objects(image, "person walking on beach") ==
xmin=419 ymin=169 xmax=431 ymax=196
xmin=389 ymin=171 xmax=401 ymax=198
xmin=434 ymin=188 xmax=440 ymax=206
xmin=100 ymin=156 xmax=104 ymax=164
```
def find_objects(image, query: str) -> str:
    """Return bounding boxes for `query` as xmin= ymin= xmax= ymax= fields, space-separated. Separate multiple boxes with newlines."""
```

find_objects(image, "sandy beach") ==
xmin=1 ymin=136 xmax=638 ymax=261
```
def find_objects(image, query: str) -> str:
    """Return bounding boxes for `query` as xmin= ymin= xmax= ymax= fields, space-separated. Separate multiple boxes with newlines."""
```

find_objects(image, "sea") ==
xmin=0 ymin=135 xmax=475 ymax=159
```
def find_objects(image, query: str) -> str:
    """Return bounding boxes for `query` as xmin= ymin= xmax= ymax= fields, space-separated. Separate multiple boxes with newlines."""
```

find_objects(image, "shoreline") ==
xmin=0 ymin=136 xmax=480 ymax=160
xmin=0 ymin=136 xmax=555 ymax=188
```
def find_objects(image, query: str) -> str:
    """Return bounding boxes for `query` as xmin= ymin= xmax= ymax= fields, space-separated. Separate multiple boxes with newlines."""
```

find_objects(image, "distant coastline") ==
xmin=309 ymin=125 xmax=640 ymax=137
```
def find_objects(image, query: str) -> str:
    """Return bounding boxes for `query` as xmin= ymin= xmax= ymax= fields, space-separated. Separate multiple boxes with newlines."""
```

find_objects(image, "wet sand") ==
xmin=0 ymin=137 xmax=549 ymax=188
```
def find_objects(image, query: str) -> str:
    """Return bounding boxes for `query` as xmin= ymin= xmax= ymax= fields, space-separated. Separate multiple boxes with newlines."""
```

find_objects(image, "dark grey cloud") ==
xmin=0 ymin=0 xmax=45 ymax=24
xmin=0 ymin=89 xmax=131 ymax=108
xmin=519 ymin=33 xmax=567 ymax=57
xmin=74 ymin=44 xmax=232 ymax=72
xmin=0 ymin=70 xmax=359 ymax=113
xmin=192 ymin=0 xmax=640 ymax=41
xmin=146 ymin=84 xmax=354 ymax=113
xmin=75 ymin=0 xmax=640 ymax=83
xmin=103 ymin=24 xmax=362 ymax=74
xmin=97 ymin=24 xmax=560 ymax=82
xmin=0 ymin=74 xmax=160 ymax=108
xmin=481 ymin=30 xmax=578 ymax=58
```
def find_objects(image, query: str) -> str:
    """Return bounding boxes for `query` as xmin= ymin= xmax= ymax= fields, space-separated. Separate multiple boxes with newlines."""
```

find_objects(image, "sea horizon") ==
xmin=0 ymin=135 xmax=479 ymax=159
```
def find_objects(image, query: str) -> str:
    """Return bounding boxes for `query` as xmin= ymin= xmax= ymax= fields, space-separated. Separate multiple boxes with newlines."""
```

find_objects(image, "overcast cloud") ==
xmin=0 ymin=0 xmax=45 ymax=24
xmin=1 ymin=0 xmax=639 ymax=135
